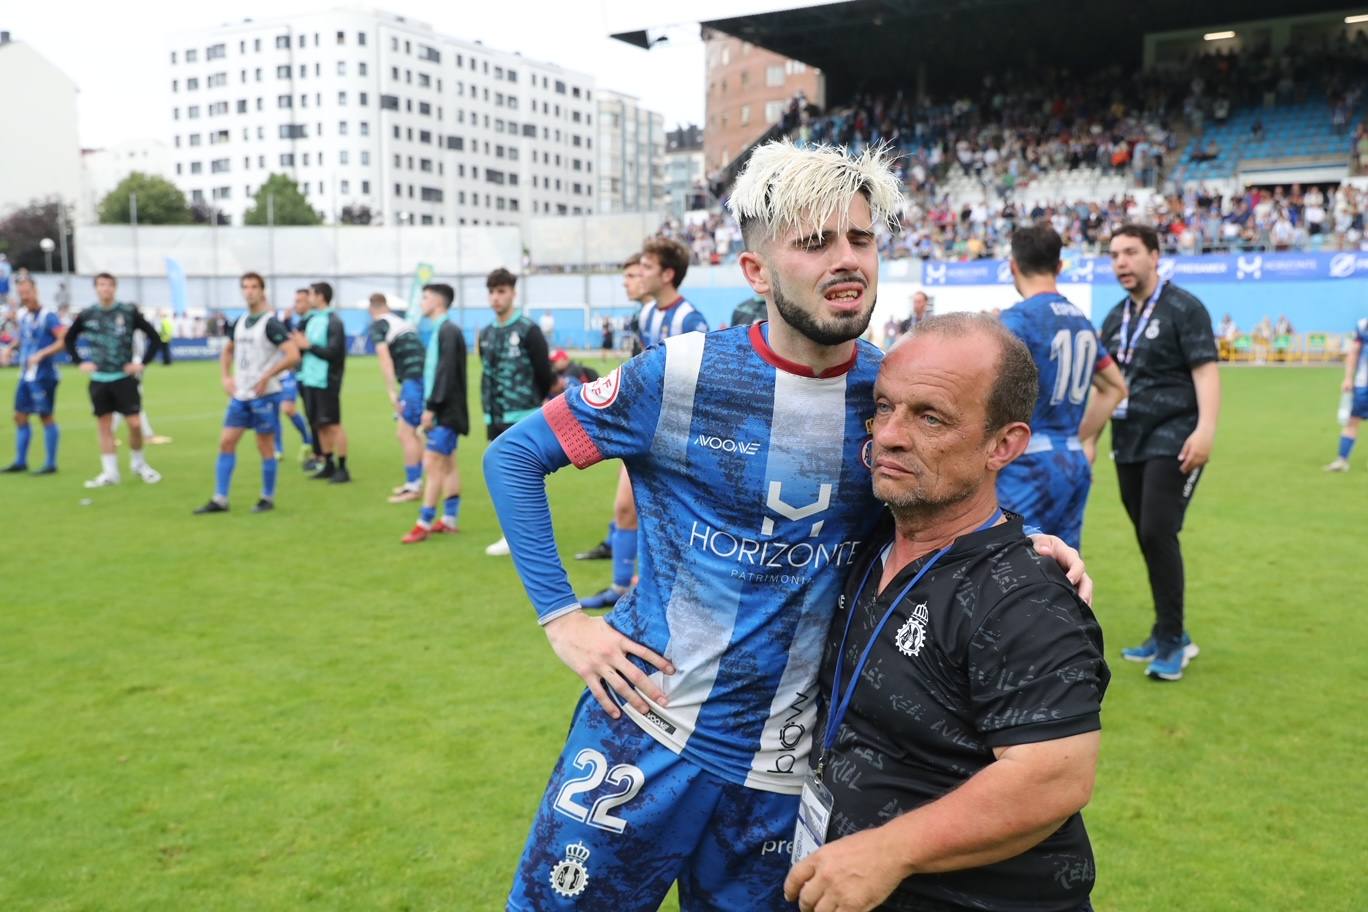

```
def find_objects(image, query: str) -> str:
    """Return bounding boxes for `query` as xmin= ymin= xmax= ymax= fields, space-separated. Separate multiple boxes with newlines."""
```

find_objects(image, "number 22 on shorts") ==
xmin=552 ymin=748 xmax=646 ymax=834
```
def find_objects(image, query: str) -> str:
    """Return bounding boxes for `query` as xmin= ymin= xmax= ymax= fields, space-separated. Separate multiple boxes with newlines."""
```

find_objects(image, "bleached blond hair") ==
xmin=726 ymin=140 xmax=904 ymax=245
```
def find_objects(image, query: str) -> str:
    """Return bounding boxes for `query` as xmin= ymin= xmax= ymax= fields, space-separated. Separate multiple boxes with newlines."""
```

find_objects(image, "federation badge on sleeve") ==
xmin=581 ymin=367 xmax=622 ymax=410
xmin=549 ymin=841 xmax=591 ymax=898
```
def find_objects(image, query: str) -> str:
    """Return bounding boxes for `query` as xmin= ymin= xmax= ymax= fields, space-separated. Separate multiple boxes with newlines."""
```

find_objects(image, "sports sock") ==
xmin=291 ymin=413 xmax=311 ymax=444
xmin=129 ymin=448 xmax=147 ymax=470
xmin=140 ymin=413 xmax=156 ymax=437
xmin=338 ymin=455 xmax=348 ymax=471
xmin=405 ymin=463 xmax=423 ymax=486
xmin=101 ymin=453 xmax=119 ymax=477
xmin=443 ymin=495 xmax=461 ymax=525
xmin=419 ymin=505 xmax=436 ymax=527
xmin=1339 ymin=435 xmax=1356 ymax=460
xmin=216 ymin=452 xmax=237 ymax=499
xmin=322 ymin=454 xmax=335 ymax=469
xmin=43 ymin=423 xmax=59 ymax=468
xmin=15 ymin=423 xmax=31 ymax=465
xmin=611 ymin=527 xmax=638 ymax=589
xmin=262 ymin=455 xmax=278 ymax=499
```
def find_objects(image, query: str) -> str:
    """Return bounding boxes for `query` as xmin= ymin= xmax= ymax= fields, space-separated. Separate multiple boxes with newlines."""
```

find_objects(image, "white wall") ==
xmin=0 ymin=41 xmax=80 ymax=214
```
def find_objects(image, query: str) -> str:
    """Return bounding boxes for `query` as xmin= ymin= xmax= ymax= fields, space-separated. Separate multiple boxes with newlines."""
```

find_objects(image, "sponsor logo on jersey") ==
xmin=895 ymin=602 xmax=930 ymax=657
xmin=580 ymin=367 xmax=621 ymax=410
xmin=549 ymin=842 xmax=591 ymax=898
xmin=695 ymin=433 xmax=760 ymax=456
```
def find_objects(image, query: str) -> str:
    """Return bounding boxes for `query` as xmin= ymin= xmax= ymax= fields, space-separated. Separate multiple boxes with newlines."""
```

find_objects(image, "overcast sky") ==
xmin=6 ymin=0 xmax=711 ymax=149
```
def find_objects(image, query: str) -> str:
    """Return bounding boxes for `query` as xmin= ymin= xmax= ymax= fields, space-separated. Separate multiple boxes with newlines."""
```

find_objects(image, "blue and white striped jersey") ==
xmin=637 ymin=296 xmax=708 ymax=349
xmin=1354 ymin=317 xmax=1368 ymax=388
xmin=542 ymin=324 xmax=882 ymax=793
xmin=19 ymin=308 xmax=63 ymax=382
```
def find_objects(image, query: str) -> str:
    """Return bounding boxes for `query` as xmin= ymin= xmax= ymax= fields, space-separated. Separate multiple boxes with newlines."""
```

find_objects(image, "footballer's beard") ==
xmin=772 ymin=275 xmax=875 ymax=347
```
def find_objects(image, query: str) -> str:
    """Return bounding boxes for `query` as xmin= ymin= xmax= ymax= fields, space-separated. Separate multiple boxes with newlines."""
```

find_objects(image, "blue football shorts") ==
xmin=425 ymin=424 xmax=459 ymax=456
xmin=399 ymin=378 xmax=424 ymax=427
xmin=278 ymin=372 xmax=298 ymax=402
xmin=507 ymin=693 xmax=799 ymax=912
xmin=1352 ymin=386 xmax=1368 ymax=420
xmin=15 ymin=377 xmax=58 ymax=416
xmin=224 ymin=393 xmax=282 ymax=436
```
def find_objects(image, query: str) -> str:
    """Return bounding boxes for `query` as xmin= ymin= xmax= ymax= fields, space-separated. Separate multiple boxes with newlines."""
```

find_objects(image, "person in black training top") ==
xmin=787 ymin=313 xmax=1108 ymax=912
xmin=1098 ymin=224 xmax=1220 ymax=682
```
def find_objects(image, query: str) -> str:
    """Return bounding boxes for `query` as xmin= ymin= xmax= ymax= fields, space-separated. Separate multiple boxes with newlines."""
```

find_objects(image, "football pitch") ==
xmin=1 ymin=357 xmax=1364 ymax=911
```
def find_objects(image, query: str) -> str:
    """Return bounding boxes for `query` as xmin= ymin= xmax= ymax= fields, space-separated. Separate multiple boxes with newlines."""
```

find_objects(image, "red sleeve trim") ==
xmin=544 ymin=394 xmax=603 ymax=469
xmin=1095 ymin=354 xmax=1115 ymax=372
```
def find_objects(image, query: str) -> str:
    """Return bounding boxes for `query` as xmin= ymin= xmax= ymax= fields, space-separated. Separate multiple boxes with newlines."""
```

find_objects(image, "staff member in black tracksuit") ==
xmin=1097 ymin=224 xmax=1221 ymax=683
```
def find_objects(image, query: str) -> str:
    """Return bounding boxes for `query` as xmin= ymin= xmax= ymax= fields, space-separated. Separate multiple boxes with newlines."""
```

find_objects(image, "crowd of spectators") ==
xmin=664 ymin=35 xmax=1368 ymax=265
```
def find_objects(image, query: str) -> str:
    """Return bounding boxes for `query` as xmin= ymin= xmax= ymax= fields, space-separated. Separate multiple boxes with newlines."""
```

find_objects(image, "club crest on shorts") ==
xmin=581 ymin=366 xmax=622 ymax=410
xmin=549 ymin=841 xmax=591 ymax=898
xmin=895 ymin=603 xmax=929 ymax=657
xmin=1145 ymin=319 xmax=1161 ymax=340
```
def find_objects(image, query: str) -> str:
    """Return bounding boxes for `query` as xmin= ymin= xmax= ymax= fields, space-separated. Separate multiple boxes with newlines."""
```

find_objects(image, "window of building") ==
xmin=380 ymin=94 xmax=399 ymax=110
xmin=256 ymin=97 xmax=263 ymax=111
xmin=338 ymin=91 xmax=347 ymax=106
xmin=360 ymin=151 xmax=370 ymax=165
xmin=740 ymin=105 xmax=751 ymax=126
xmin=189 ymin=134 xmax=202 ymax=146
xmin=276 ymin=64 xmax=290 ymax=79
xmin=236 ymin=98 xmax=247 ymax=113
xmin=338 ymin=150 xmax=349 ymax=165
xmin=338 ymin=120 xmax=348 ymax=136
xmin=359 ymin=92 xmax=368 ymax=106
xmin=418 ymin=72 xmax=430 ymax=88
xmin=421 ymin=186 xmax=443 ymax=202
xmin=255 ymin=67 xmax=262 ymax=81
xmin=171 ymin=51 xmax=177 ymax=64
xmin=337 ymin=61 xmax=346 ymax=76
xmin=187 ymin=77 xmax=200 ymax=91
xmin=172 ymin=79 xmax=179 ymax=92
xmin=358 ymin=61 xmax=367 ymax=76
xmin=188 ymin=105 xmax=201 ymax=119
xmin=275 ymin=35 xmax=289 ymax=49
xmin=280 ymin=153 xmax=295 ymax=166
xmin=211 ymin=158 xmax=230 ymax=173
xmin=359 ymin=121 xmax=369 ymax=136
xmin=765 ymin=100 xmax=785 ymax=124
xmin=190 ymin=161 xmax=203 ymax=174
xmin=207 ymin=43 xmax=226 ymax=60
xmin=555 ymin=79 xmax=566 ymax=94
xmin=186 ymin=48 xmax=199 ymax=63
xmin=418 ymin=101 xmax=431 ymax=115
xmin=419 ymin=130 xmax=431 ymax=144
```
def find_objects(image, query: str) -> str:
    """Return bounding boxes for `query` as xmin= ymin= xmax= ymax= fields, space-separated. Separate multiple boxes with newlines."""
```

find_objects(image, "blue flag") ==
xmin=165 ymin=257 xmax=188 ymax=314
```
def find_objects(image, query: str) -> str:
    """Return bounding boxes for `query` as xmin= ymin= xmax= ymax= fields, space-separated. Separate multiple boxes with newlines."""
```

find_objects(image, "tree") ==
xmin=339 ymin=204 xmax=374 ymax=225
xmin=0 ymin=198 xmax=77 ymax=273
xmin=98 ymin=172 xmax=192 ymax=225
xmin=243 ymin=174 xmax=322 ymax=226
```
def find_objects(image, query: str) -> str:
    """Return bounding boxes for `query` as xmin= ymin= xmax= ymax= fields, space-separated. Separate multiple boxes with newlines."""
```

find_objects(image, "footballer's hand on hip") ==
xmin=544 ymin=610 xmax=676 ymax=720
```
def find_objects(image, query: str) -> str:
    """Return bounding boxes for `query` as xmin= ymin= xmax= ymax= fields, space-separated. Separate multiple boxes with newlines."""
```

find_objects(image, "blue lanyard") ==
xmin=1116 ymin=281 xmax=1164 ymax=368
xmin=820 ymin=510 xmax=1003 ymax=769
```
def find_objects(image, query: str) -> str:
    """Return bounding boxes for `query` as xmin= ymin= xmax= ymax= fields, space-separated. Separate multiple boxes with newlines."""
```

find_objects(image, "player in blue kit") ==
xmin=484 ymin=141 xmax=1090 ymax=912
xmin=580 ymin=238 xmax=709 ymax=610
xmin=193 ymin=273 xmax=300 ymax=514
xmin=1325 ymin=316 xmax=1368 ymax=471
xmin=3 ymin=276 xmax=65 ymax=474
xmin=998 ymin=225 xmax=1129 ymax=549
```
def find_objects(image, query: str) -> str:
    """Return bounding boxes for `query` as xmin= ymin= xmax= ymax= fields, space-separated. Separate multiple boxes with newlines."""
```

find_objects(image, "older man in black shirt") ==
xmin=786 ymin=313 xmax=1108 ymax=912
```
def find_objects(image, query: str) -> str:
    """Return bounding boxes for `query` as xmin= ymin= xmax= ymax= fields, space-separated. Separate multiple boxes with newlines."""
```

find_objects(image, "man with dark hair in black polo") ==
xmin=1101 ymin=223 xmax=1220 ymax=682
xmin=786 ymin=313 xmax=1109 ymax=912
xmin=290 ymin=281 xmax=351 ymax=483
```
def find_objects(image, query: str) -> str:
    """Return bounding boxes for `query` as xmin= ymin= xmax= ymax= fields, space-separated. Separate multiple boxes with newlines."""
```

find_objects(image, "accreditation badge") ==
xmin=791 ymin=771 xmax=834 ymax=863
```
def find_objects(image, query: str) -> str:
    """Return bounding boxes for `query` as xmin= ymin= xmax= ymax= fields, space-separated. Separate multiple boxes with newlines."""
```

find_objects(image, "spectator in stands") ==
xmin=1275 ymin=315 xmax=1295 ymax=337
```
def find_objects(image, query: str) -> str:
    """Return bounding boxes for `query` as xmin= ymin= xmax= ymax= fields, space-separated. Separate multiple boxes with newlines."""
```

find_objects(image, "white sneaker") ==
xmin=135 ymin=464 xmax=163 ymax=484
xmin=1325 ymin=457 xmax=1350 ymax=472
xmin=84 ymin=472 xmax=120 ymax=488
xmin=484 ymin=536 xmax=510 ymax=556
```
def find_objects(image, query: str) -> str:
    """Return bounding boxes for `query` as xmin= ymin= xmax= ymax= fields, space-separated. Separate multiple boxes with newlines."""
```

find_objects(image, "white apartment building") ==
xmin=594 ymin=90 xmax=665 ymax=215
xmin=167 ymin=8 xmax=598 ymax=226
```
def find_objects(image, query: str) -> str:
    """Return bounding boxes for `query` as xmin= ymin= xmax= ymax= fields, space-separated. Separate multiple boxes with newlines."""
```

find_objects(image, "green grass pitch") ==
xmin=1 ymin=357 xmax=1364 ymax=911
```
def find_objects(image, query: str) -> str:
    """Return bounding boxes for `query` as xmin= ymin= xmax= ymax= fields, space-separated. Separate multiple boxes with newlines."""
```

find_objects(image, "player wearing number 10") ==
xmin=998 ymin=226 xmax=1127 ymax=550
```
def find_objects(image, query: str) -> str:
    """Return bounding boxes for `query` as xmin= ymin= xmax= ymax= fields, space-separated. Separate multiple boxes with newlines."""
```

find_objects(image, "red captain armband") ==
xmin=1096 ymin=353 xmax=1115 ymax=372
xmin=544 ymin=395 xmax=604 ymax=469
